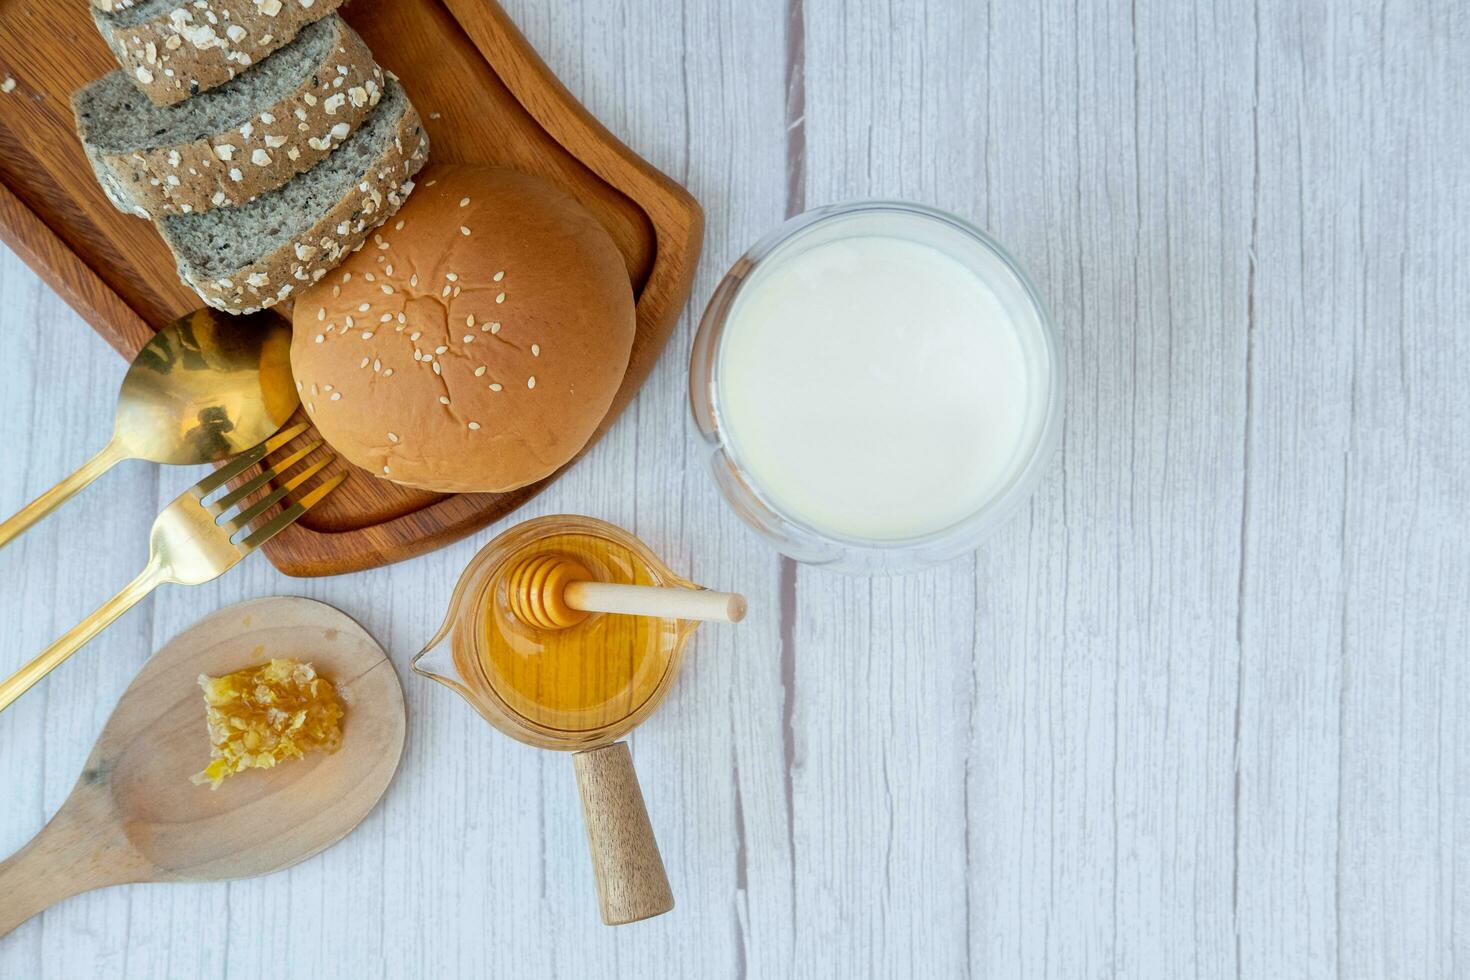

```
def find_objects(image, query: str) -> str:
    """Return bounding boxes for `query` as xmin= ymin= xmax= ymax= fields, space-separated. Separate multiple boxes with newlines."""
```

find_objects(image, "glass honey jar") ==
xmin=414 ymin=514 xmax=743 ymax=925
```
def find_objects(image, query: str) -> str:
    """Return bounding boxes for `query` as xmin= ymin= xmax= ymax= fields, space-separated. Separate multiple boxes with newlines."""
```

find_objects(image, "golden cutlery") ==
xmin=0 ymin=422 xmax=343 ymax=714
xmin=0 ymin=308 xmax=297 ymax=551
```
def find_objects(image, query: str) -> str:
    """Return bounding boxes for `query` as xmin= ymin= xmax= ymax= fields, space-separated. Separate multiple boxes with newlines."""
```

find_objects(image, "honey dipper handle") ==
xmin=563 ymin=582 xmax=747 ymax=623
xmin=572 ymin=742 xmax=674 ymax=926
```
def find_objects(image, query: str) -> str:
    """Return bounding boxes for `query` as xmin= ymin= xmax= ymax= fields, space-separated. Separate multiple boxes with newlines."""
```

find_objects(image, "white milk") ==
xmin=716 ymin=233 xmax=1044 ymax=542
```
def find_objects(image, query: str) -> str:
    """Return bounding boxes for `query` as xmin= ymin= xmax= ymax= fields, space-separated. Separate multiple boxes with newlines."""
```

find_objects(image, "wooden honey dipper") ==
xmin=506 ymin=555 xmax=747 ymax=630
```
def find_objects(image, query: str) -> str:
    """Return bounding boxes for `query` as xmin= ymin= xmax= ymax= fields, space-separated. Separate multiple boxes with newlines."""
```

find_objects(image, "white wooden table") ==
xmin=1 ymin=0 xmax=1466 ymax=976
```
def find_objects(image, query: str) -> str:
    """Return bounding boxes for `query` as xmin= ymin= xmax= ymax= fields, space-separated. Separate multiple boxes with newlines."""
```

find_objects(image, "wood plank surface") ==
xmin=0 ymin=0 xmax=1465 ymax=976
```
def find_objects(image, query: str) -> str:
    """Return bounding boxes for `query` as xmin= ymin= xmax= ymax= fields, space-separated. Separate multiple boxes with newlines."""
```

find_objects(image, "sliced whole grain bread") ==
xmin=158 ymin=77 xmax=428 ymax=314
xmin=75 ymin=15 xmax=382 ymax=219
xmin=94 ymin=0 xmax=347 ymax=106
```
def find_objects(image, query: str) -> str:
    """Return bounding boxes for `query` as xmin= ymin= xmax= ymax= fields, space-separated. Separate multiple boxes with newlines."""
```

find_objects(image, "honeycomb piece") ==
xmin=191 ymin=658 xmax=344 ymax=789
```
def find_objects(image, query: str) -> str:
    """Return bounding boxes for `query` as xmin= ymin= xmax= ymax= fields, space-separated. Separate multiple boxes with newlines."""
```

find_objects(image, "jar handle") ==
xmin=572 ymin=742 xmax=674 ymax=925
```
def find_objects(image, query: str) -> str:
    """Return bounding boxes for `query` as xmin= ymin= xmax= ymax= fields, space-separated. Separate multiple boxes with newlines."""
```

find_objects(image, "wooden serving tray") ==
xmin=0 ymin=0 xmax=701 ymax=576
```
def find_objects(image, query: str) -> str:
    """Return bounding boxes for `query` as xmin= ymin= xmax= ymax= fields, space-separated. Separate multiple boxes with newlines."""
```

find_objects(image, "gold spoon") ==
xmin=0 ymin=308 xmax=298 ymax=550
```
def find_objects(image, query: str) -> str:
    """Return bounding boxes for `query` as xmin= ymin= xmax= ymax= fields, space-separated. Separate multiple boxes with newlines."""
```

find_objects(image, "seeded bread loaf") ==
xmin=94 ymin=0 xmax=347 ymax=107
xmin=157 ymin=78 xmax=429 ymax=314
xmin=74 ymin=16 xmax=382 ymax=218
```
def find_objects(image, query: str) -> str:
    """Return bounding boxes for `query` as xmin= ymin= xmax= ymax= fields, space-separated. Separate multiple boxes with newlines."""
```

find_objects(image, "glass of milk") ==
xmin=690 ymin=202 xmax=1062 ymax=573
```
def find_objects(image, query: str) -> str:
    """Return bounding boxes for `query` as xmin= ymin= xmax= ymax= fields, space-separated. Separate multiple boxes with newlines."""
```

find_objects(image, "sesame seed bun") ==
xmin=289 ymin=164 xmax=636 ymax=493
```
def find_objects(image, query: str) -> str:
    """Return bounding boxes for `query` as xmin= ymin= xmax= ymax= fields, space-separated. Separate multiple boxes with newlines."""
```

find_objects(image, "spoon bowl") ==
xmin=0 ymin=308 xmax=298 ymax=549
xmin=113 ymin=307 xmax=298 ymax=464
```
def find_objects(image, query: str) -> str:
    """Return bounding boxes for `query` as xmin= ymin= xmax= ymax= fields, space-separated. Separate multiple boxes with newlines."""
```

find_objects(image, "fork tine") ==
xmin=192 ymin=421 xmax=310 ymax=499
xmin=235 ymin=471 xmax=347 ymax=554
xmin=207 ymin=439 xmax=324 ymax=515
xmin=223 ymin=455 xmax=333 ymax=532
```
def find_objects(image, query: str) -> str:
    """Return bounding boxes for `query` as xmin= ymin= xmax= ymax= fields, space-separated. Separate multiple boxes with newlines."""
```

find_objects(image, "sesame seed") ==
xmin=460 ymin=226 xmax=471 ymax=236
xmin=382 ymin=466 xmax=390 ymax=475
xmin=385 ymin=264 xmax=394 ymax=275
xmin=360 ymin=357 xmax=370 ymax=368
xmin=395 ymin=220 xmax=405 ymax=230
xmin=413 ymin=350 xmax=422 ymax=361
xmin=493 ymin=270 xmax=505 ymax=282
xmin=357 ymin=303 xmax=370 ymax=312
xmin=323 ymin=385 xmax=333 ymax=392
xmin=439 ymin=396 xmax=450 ymax=405
xmin=314 ymin=334 xmax=324 ymax=343
xmin=474 ymin=365 xmax=487 ymax=377
xmin=496 ymin=292 xmax=506 ymax=304
xmin=388 ymin=432 xmax=399 ymax=443
xmin=330 ymin=392 xmax=342 ymax=401
xmin=364 ymin=272 xmax=376 ymax=282
xmin=445 ymin=273 xmax=458 ymax=282
xmin=316 ymin=307 xmax=325 ymax=321
xmin=465 ymin=314 xmax=474 ymax=327
xmin=527 ymin=376 xmax=536 ymax=389
xmin=361 ymin=331 xmax=374 ymax=339
xmin=441 ymin=286 xmax=452 ymax=298
xmin=409 ymin=274 xmax=418 ymax=287
xmin=489 ymin=383 xmax=503 ymax=392
xmin=380 ymin=314 xmax=393 ymax=323
xmin=435 ymin=345 xmax=448 ymax=355
xmin=468 ymin=421 xmax=480 ymax=430
xmin=531 ymin=344 xmax=540 ymax=356
xmin=491 ymin=323 xmax=501 ymax=334
xmin=410 ymin=331 xmax=422 ymax=341
xmin=307 ymin=401 xmax=315 ymax=412
xmin=463 ymin=335 xmax=475 ymax=344
xmin=433 ymin=362 xmax=442 ymax=375
xmin=383 ymin=368 xmax=394 ymax=377
xmin=373 ymin=358 xmax=381 ymax=371
xmin=381 ymin=284 xmax=394 ymax=295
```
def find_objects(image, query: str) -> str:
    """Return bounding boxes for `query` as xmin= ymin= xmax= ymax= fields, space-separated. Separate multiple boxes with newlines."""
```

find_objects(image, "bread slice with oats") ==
xmin=74 ymin=15 xmax=382 ymax=219
xmin=93 ymin=0 xmax=348 ymax=107
xmin=156 ymin=76 xmax=428 ymax=314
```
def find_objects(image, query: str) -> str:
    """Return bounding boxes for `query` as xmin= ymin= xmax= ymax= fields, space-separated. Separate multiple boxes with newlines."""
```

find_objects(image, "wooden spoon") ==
xmin=0 ymin=597 xmax=406 ymax=938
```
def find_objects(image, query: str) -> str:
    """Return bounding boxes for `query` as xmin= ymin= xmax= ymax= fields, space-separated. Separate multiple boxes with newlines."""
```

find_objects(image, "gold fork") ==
xmin=0 ymin=422 xmax=344 ymax=714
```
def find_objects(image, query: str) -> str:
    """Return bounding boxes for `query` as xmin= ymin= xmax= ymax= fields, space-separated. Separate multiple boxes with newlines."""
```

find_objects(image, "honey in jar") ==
xmin=414 ymin=515 xmax=701 ymax=750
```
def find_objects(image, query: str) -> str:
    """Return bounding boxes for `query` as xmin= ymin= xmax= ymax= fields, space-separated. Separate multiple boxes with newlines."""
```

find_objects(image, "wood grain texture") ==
xmin=0 ymin=598 xmax=405 ymax=937
xmin=0 ymin=0 xmax=1467 ymax=976
xmin=574 ymin=742 xmax=676 ymax=925
xmin=0 ymin=0 xmax=702 ymax=577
